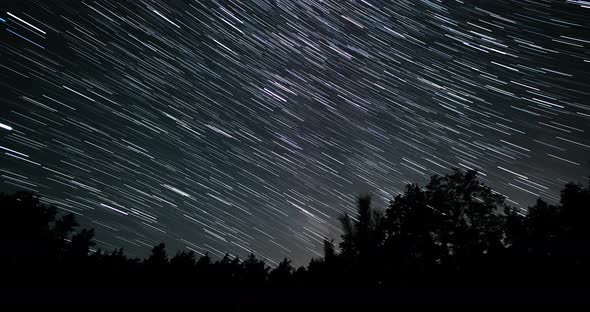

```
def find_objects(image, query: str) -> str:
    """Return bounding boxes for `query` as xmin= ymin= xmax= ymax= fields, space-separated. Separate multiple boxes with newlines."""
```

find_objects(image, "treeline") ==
xmin=1 ymin=169 xmax=589 ymax=291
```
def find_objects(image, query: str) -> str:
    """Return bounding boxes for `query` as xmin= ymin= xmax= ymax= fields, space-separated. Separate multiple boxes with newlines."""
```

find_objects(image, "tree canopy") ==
xmin=1 ymin=168 xmax=589 ymax=295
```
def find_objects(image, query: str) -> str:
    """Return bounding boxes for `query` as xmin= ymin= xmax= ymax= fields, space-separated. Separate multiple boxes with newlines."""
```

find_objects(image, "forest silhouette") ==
xmin=1 ymin=168 xmax=589 ymax=305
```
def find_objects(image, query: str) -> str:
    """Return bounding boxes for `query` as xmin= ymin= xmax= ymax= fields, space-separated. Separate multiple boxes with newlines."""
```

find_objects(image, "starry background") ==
xmin=0 ymin=0 xmax=589 ymax=266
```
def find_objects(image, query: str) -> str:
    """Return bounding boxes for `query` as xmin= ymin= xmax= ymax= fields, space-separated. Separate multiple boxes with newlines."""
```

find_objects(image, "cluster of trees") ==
xmin=1 ymin=169 xmax=589 ymax=290
xmin=321 ymin=169 xmax=590 ymax=288
xmin=0 ymin=190 xmax=287 ymax=288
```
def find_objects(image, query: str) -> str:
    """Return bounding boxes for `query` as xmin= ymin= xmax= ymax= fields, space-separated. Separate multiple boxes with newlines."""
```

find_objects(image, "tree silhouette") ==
xmin=67 ymin=228 xmax=95 ymax=259
xmin=242 ymin=253 xmax=269 ymax=285
xmin=170 ymin=250 xmax=197 ymax=286
xmin=171 ymin=250 xmax=197 ymax=269
xmin=424 ymin=169 xmax=506 ymax=283
xmin=1 ymin=192 xmax=57 ymax=265
xmin=385 ymin=183 xmax=440 ymax=284
xmin=336 ymin=194 xmax=387 ymax=284
xmin=195 ymin=252 xmax=212 ymax=284
xmin=1 ymin=167 xmax=590 ymax=300
xmin=0 ymin=191 xmax=97 ymax=285
xmin=212 ymin=253 xmax=243 ymax=285
xmin=146 ymin=243 xmax=169 ymax=267
xmin=323 ymin=239 xmax=336 ymax=261
xmin=559 ymin=182 xmax=590 ymax=267
xmin=269 ymin=258 xmax=294 ymax=286
xmin=330 ymin=169 xmax=509 ymax=286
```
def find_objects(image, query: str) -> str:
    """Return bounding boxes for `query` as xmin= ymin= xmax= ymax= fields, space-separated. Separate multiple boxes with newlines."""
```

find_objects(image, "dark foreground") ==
xmin=2 ymin=286 xmax=589 ymax=308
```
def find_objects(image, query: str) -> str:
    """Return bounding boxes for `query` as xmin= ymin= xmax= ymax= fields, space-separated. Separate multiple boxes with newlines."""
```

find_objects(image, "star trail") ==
xmin=0 ymin=0 xmax=589 ymax=266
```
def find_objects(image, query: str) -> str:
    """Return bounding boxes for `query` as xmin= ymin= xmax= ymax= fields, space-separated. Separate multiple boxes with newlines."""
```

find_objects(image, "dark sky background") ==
xmin=0 ymin=0 xmax=588 ymax=266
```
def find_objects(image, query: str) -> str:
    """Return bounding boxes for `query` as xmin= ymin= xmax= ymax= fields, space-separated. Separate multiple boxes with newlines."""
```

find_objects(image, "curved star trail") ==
xmin=0 ymin=0 xmax=589 ymax=266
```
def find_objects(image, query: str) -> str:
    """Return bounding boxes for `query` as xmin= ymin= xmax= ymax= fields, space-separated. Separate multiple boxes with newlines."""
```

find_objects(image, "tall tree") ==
xmin=269 ymin=258 xmax=294 ymax=286
xmin=146 ymin=243 xmax=168 ymax=267
xmin=243 ymin=253 xmax=269 ymax=285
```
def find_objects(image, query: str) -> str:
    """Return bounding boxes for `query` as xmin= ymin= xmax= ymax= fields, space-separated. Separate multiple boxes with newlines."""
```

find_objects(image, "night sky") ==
xmin=0 ymin=0 xmax=589 ymax=266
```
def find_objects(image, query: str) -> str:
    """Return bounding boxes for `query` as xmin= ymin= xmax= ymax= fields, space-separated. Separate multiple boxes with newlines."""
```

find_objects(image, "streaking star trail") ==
xmin=0 ymin=0 xmax=589 ymax=266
